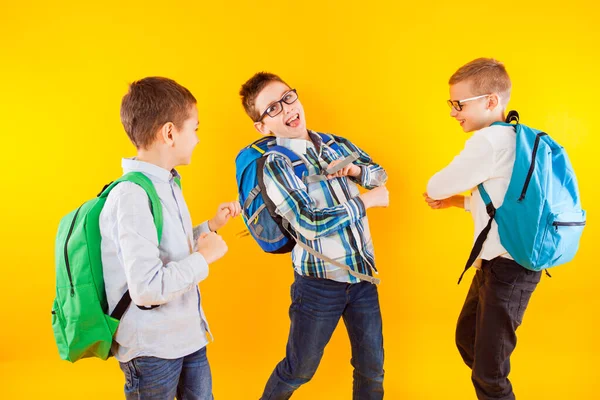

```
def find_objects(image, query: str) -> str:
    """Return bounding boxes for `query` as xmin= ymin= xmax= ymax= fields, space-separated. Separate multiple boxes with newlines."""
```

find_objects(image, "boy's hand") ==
xmin=326 ymin=160 xmax=361 ymax=179
xmin=360 ymin=186 xmax=389 ymax=209
xmin=208 ymin=201 xmax=242 ymax=231
xmin=196 ymin=232 xmax=228 ymax=264
xmin=423 ymin=193 xmax=463 ymax=209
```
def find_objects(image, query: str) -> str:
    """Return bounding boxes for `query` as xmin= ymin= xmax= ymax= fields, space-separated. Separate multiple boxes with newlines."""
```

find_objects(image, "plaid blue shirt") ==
xmin=262 ymin=130 xmax=387 ymax=283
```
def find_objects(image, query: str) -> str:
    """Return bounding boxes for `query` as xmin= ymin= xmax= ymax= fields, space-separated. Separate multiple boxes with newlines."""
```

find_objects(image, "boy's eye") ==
xmin=283 ymin=94 xmax=293 ymax=102
xmin=267 ymin=104 xmax=280 ymax=114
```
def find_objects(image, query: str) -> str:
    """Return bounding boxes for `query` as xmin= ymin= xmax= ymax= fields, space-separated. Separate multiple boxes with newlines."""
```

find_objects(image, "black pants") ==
xmin=456 ymin=257 xmax=541 ymax=400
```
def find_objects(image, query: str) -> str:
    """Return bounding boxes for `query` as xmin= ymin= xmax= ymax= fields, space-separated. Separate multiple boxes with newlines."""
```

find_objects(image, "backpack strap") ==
xmin=317 ymin=132 xmax=341 ymax=153
xmin=265 ymin=145 xmax=309 ymax=181
xmin=100 ymin=172 xmax=164 ymax=244
xmin=458 ymin=183 xmax=496 ymax=285
xmin=262 ymin=133 xmax=358 ymax=184
xmin=303 ymin=133 xmax=359 ymax=183
xmin=98 ymin=171 xmax=164 ymax=317
xmin=458 ymin=182 xmax=551 ymax=282
xmin=280 ymin=219 xmax=380 ymax=284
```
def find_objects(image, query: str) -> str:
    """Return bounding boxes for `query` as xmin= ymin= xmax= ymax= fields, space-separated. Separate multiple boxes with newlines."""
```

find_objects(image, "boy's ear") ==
xmin=160 ymin=122 xmax=176 ymax=146
xmin=487 ymin=94 xmax=500 ymax=110
xmin=253 ymin=121 xmax=271 ymax=136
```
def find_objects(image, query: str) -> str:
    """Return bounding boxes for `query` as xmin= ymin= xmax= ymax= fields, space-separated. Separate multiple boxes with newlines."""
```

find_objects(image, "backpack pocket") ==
xmin=51 ymin=297 xmax=69 ymax=360
xmin=536 ymin=210 xmax=586 ymax=269
xmin=247 ymin=203 xmax=286 ymax=244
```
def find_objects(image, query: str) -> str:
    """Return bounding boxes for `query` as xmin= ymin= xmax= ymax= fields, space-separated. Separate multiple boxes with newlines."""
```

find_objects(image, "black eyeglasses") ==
xmin=256 ymin=89 xmax=298 ymax=122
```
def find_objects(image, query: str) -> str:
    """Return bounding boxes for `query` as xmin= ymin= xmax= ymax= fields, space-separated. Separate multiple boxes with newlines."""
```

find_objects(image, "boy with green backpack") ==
xmin=52 ymin=76 xmax=240 ymax=399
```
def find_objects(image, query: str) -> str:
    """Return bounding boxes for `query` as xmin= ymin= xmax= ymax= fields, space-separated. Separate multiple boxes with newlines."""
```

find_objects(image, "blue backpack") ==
xmin=235 ymin=133 xmax=343 ymax=253
xmin=459 ymin=111 xmax=586 ymax=283
xmin=235 ymin=132 xmax=379 ymax=284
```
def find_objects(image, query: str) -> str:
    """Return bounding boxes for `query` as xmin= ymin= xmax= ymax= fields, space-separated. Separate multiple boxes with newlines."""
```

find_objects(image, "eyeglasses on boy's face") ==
xmin=447 ymin=94 xmax=490 ymax=112
xmin=256 ymin=89 xmax=298 ymax=122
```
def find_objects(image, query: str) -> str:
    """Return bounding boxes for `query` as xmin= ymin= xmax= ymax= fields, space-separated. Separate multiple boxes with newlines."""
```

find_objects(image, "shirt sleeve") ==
xmin=110 ymin=183 xmax=209 ymax=307
xmin=193 ymin=221 xmax=211 ymax=243
xmin=262 ymin=155 xmax=366 ymax=241
xmin=426 ymin=134 xmax=494 ymax=200
xmin=330 ymin=135 xmax=388 ymax=189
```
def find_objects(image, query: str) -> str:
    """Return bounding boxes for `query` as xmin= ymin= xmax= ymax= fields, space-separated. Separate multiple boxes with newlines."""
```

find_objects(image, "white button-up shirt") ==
xmin=100 ymin=158 xmax=211 ymax=362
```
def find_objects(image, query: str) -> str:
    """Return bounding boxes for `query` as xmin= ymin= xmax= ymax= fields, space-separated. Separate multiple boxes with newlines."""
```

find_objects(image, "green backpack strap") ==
xmin=99 ymin=172 xmax=164 ymax=243
xmin=99 ymin=171 xmax=170 ymax=316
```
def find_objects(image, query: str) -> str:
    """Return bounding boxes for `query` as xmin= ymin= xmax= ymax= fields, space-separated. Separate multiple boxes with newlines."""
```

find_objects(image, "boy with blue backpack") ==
xmin=53 ymin=77 xmax=240 ymax=399
xmin=237 ymin=72 xmax=389 ymax=399
xmin=425 ymin=58 xmax=585 ymax=400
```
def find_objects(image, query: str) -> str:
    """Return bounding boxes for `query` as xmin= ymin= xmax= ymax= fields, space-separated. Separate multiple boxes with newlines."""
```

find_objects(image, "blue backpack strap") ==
xmin=265 ymin=145 xmax=308 ymax=181
xmin=477 ymin=183 xmax=495 ymax=217
xmin=250 ymin=136 xmax=276 ymax=154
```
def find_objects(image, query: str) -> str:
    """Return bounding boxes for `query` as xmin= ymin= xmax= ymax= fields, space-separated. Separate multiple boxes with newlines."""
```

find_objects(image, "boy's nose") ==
xmin=450 ymin=108 xmax=458 ymax=118
xmin=283 ymin=103 xmax=294 ymax=114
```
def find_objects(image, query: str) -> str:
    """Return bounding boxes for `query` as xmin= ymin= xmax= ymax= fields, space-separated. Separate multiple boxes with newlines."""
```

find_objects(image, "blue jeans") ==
xmin=119 ymin=346 xmax=213 ymax=400
xmin=261 ymin=272 xmax=385 ymax=399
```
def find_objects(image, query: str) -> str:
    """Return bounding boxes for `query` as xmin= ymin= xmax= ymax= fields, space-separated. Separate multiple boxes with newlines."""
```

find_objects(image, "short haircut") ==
xmin=120 ymin=77 xmax=196 ymax=149
xmin=449 ymin=58 xmax=512 ymax=102
xmin=239 ymin=72 xmax=289 ymax=122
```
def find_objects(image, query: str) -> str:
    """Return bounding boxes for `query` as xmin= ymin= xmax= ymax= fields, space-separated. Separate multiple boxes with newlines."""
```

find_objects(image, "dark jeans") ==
xmin=119 ymin=346 xmax=213 ymax=400
xmin=260 ymin=272 xmax=385 ymax=399
xmin=456 ymin=257 xmax=541 ymax=400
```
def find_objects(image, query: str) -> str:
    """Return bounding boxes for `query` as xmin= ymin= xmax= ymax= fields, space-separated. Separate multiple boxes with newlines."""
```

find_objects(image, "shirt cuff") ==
xmin=183 ymin=252 xmax=210 ymax=283
xmin=193 ymin=221 xmax=212 ymax=241
xmin=358 ymin=165 xmax=369 ymax=187
xmin=464 ymin=196 xmax=471 ymax=212
xmin=344 ymin=196 xmax=367 ymax=223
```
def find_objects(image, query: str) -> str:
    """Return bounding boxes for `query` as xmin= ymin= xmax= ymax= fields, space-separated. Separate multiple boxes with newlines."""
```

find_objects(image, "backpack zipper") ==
xmin=64 ymin=206 xmax=82 ymax=297
xmin=519 ymin=132 xmax=548 ymax=201
xmin=553 ymin=221 xmax=586 ymax=231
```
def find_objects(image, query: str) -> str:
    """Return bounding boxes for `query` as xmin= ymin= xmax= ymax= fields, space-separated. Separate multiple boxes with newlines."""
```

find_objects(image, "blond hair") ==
xmin=449 ymin=58 xmax=512 ymax=103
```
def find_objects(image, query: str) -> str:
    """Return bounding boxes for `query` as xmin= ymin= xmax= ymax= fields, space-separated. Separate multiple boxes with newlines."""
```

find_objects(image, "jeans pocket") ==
xmin=516 ymin=288 xmax=535 ymax=325
xmin=290 ymin=281 xmax=302 ymax=305
xmin=119 ymin=361 xmax=139 ymax=393
xmin=489 ymin=258 xmax=523 ymax=286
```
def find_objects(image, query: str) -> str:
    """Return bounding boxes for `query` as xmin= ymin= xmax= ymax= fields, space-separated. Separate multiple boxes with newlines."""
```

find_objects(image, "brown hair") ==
xmin=449 ymin=58 xmax=512 ymax=102
xmin=239 ymin=72 xmax=289 ymax=122
xmin=120 ymin=77 xmax=196 ymax=149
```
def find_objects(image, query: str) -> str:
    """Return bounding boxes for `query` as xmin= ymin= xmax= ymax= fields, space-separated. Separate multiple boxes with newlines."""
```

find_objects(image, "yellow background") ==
xmin=1 ymin=0 xmax=598 ymax=398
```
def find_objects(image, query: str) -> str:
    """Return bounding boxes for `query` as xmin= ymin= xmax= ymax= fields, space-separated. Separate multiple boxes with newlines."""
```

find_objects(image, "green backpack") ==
xmin=52 ymin=171 xmax=170 ymax=362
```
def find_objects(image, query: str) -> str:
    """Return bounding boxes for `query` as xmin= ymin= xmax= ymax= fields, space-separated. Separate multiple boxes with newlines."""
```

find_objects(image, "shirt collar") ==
xmin=274 ymin=130 xmax=322 ymax=155
xmin=121 ymin=158 xmax=180 ymax=182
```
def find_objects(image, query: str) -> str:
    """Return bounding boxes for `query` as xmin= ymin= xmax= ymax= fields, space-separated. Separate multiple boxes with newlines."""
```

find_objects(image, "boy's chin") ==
xmin=177 ymin=156 xmax=192 ymax=166
xmin=273 ymin=127 xmax=307 ymax=138
xmin=461 ymin=123 xmax=479 ymax=133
